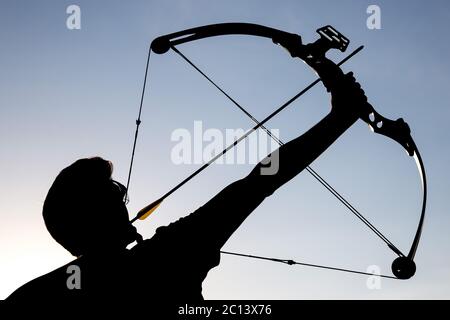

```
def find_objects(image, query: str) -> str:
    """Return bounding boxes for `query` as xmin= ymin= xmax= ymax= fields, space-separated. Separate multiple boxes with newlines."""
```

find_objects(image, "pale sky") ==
xmin=1 ymin=0 xmax=450 ymax=299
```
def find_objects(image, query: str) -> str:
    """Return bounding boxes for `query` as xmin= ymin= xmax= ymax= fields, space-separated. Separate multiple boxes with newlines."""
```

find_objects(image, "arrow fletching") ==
xmin=131 ymin=198 xmax=163 ymax=223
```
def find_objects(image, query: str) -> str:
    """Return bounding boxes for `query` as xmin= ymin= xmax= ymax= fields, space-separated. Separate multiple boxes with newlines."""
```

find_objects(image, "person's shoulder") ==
xmin=5 ymin=258 xmax=80 ymax=303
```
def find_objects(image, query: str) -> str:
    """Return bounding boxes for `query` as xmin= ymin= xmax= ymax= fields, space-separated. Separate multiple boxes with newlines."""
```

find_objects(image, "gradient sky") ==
xmin=1 ymin=0 xmax=450 ymax=299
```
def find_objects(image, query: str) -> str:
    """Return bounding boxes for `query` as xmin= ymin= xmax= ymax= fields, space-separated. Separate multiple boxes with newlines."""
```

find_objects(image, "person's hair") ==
xmin=42 ymin=157 xmax=114 ymax=256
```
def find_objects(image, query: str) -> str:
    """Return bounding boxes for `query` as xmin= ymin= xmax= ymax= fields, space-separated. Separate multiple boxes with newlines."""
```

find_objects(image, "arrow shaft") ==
xmin=131 ymin=46 xmax=363 ymax=223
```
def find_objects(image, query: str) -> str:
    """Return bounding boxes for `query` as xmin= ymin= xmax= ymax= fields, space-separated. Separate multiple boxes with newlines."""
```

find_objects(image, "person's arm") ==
xmin=168 ymin=72 xmax=366 ymax=250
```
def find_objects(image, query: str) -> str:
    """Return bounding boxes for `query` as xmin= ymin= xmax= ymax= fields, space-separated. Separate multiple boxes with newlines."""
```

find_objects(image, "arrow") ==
xmin=129 ymin=45 xmax=363 ymax=224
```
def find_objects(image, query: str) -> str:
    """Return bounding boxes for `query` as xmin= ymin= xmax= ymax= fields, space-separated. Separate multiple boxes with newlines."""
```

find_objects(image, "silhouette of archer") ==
xmin=6 ymin=65 xmax=367 ymax=303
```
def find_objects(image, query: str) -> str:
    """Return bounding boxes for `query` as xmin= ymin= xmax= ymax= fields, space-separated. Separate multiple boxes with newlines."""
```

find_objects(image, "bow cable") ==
xmin=220 ymin=251 xmax=398 ymax=279
xmin=170 ymin=45 xmax=404 ymax=258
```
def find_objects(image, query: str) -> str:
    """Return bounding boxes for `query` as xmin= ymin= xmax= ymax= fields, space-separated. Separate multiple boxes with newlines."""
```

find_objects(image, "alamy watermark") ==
xmin=171 ymin=121 xmax=280 ymax=175
xmin=366 ymin=265 xmax=382 ymax=289
xmin=66 ymin=265 xmax=81 ymax=290
xmin=66 ymin=4 xmax=81 ymax=30
xmin=367 ymin=5 xmax=381 ymax=30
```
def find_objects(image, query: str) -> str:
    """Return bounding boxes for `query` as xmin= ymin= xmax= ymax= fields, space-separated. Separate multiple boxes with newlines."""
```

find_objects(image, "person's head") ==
xmin=43 ymin=157 xmax=139 ymax=256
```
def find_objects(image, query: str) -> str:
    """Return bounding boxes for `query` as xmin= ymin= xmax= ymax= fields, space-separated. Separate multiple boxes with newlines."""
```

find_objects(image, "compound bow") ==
xmin=125 ymin=23 xmax=427 ymax=280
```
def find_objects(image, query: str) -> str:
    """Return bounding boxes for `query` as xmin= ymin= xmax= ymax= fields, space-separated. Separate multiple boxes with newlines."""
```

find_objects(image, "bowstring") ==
xmin=126 ymin=46 xmax=152 ymax=201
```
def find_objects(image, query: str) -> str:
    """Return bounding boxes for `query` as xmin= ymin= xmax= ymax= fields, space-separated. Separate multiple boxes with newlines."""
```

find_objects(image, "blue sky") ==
xmin=1 ymin=0 xmax=450 ymax=299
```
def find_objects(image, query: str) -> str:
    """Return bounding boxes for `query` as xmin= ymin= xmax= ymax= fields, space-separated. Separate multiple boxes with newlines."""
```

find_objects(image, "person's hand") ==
xmin=329 ymin=71 xmax=367 ymax=119
xmin=311 ymin=58 xmax=367 ymax=120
